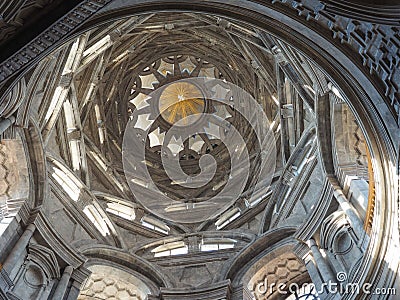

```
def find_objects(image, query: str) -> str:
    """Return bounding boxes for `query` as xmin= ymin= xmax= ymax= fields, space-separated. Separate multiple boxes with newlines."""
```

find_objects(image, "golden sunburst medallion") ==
xmin=159 ymin=82 xmax=205 ymax=126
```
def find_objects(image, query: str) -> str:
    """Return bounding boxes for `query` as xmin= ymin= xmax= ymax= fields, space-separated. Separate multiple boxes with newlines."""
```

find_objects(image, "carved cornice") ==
xmin=270 ymin=0 xmax=400 ymax=124
xmin=33 ymin=211 xmax=87 ymax=268
xmin=70 ymin=266 xmax=91 ymax=287
xmin=27 ymin=243 xmax=61 ymax=279
xmin=319 ymin=211 xmax=350 ymax=250
xmin=160 ymin=279 xmax=232 ymax=300
xmin=323 ymin=0 xmax=400 ymax=25
xmin=0 ymin=0 xmax=112 ymax=83
xmin=0 ymin=269 xmax=13 ymax=294
xmin=0 ymin=0 xmax=398 ymax=128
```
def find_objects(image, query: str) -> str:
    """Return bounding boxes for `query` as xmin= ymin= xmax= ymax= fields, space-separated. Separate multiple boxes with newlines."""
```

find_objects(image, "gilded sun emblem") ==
xmin=159 ymin=82 xmax=205 ymax=126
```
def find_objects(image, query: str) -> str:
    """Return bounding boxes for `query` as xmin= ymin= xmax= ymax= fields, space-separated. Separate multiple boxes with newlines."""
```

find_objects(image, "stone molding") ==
xmin=294 ymin=177 xmax=335 ymax=241
xmin=0 ymin=0 xmax=399 ymax=126
xmin=33 ymin=212 xmax=87 ymax=269
xmin=0 ymin=0 xmax=112 ymax=83
xmin=160 ymin=279 xmax=232 ymax=300
xmin=27 ymin=243 xmax=61 ymax=280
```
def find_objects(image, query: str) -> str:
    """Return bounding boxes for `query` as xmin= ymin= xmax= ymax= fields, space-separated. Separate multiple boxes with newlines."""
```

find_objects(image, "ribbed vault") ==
xmin=0 ymin=1 xmax=399 ymax=300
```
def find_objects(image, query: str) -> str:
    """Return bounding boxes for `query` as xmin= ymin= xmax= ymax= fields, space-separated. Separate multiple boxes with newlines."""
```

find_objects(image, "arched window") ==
xmin=151 ymin=241 xmax=188 ymax=257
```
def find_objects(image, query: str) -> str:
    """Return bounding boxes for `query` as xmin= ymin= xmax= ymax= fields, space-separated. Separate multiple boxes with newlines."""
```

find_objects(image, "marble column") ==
xmin=307 ymin=239 xmax=336 ymax=285
xmin=2 ymin=224 xmax=36 ymax=273
xmin=0 ymin=116 xmax=16 ymax=135
xmin=329 ymin=179 xmax=365 ymax=241
xmin=66 ymin=282 xmax=81 ymax=300
xmin=53 ymin=266 xmax=74 ymax=299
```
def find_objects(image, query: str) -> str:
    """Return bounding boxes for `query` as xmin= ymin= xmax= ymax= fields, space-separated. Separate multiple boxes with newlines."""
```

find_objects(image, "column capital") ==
xmin=306 ymin=238 xmax=317 ymax=248
xmin=64 ymin=266 xmax=74 ymax=276
xmin=26 ymin=224 xmax=36 ymax=232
